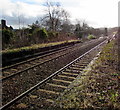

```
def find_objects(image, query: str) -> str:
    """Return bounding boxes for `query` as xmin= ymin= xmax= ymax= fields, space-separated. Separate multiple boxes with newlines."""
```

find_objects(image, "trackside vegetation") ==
xmin=55 ymin=40 xmax=119 ymax=109
xmin=87 ymin=34 xmax=96 ymax=39
xmin=2 ymin=40 xmax=80 ymax=55
xmin=1 ymin=1 xmax=108 ymax=50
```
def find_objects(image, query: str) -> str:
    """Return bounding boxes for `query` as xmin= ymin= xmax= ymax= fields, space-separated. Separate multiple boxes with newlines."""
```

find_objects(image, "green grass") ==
xmin=87 ymin=34 xmax=96 ymax=39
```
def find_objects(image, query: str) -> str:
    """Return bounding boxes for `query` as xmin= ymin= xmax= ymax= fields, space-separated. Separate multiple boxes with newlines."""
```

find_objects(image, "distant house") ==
xmin=0 ymin=19 xmax=13 ymax=30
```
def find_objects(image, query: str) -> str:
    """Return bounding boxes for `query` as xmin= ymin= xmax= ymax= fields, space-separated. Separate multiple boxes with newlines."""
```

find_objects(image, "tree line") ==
xmin=1 ymin=1 xmax=108 ymax=50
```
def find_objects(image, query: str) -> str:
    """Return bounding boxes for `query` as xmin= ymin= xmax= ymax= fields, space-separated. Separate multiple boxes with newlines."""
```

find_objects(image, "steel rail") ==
xmin=0 ymin=39 xmax=107 ymax=110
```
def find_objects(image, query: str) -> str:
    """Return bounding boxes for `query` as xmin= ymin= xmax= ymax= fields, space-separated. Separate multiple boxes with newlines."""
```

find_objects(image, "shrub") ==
xmin=39 ymin=28 xmax=48 ymax=39
xmin=33 ymin=28 xmax=48 ymax=39
xmin=2 ymin=29 xmax=14 ymax=44
xmin=27 ymin=34 xmax=32 ymax=41
xmin=48 ymin=31 xmax=55 ymax=38
xmin=55 ymin=32 xmax=59 ymax=37
xmin=33 ymin=28 xmax=40 ymax=36
xmin=87 ymin=34 xmax=96 ymax=39
xmin=48 ymin=31 xmax=59 ymax=39
xmin=67 ymin=33 xmax=71 ymax=37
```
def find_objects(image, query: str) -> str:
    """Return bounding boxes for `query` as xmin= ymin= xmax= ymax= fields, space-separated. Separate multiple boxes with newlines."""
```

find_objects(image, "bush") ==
xmin=55 ymin=32 xmax=59 ymax=37
xmin=67 ymin=33 xmax=71 ymax=37
xmin=48 ymin=32 xmax=59 ymax=39
xmin=27 ymin=34 xmax=32 ymax=41
xmin=2 ymin=29 xmax=14 ymax=44
xmin=33 ymin=28 xmax=40 ymax=36
xmin=39 ymin=28 xmax=48 ymax=39
xmin=74 ymin=32 xmax=82 ymax=38
xmin=87 ymin=34 xmax=96 ymax=39
xmin=48 ymin=31 xmax=56 ymax=38
xmin=33 ymin=28 xmax=48 ymax=40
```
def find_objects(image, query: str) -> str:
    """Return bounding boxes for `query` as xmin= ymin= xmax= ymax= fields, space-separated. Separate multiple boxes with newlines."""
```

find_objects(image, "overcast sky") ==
xmin=0 ymin=0 xmax=119 ymax=29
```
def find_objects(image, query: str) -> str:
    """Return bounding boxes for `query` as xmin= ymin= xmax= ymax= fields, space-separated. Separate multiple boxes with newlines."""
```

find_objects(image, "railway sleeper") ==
xmin=29 ymin=62 xmax=38 ymax=65
xmin=62 ymin=71 xmax=78 ymax=76
xmin=71 ymin=63 xmax=87 ymax=67
xmin=50 ymin=79 xmax=70 ymax=86
xmin=47 ymin=83 xmax=67 ymax=89
xmin=16 ymin=66 xmax=23 ymax=69
xmin=57 ymin=75 xmax=76 ymax=80
xmin=74 ymin=61 xmax=89 ymax=65
xmin=40 ymin=84 xmax=65 ymax=93
xmin=65 ymin=69 xmax=81 ymax=74
xmin=46 ymin=98 xmax=54 ymax=103
xmin=27 ymin=89 xmax=59 ymax=103
xmin=38 ymin=89 xmax=60 ymax=95
xmin=35 ymin=59 xmax=43 ymax=63
xmin=75 ymin=59 xmax=88 ymax=63
xmin=69 ymin=66 xmax=85 ymax=70
xmin=3 ymin=71 xmax=10 ymax=74
xmin=10 ymin=68 xmax=18 ymax=72
xmin=70 ymin=66 xmax=86 ymax=70
xmin=24 ymin=64 xmax=31 ymax=66
xmin=37 ymin=89 xmax=60 ymax=99
xmin=54 ymin=75 xmax=74 ymax=82
xmin=52 ymin=79 xmax=72 ymax=84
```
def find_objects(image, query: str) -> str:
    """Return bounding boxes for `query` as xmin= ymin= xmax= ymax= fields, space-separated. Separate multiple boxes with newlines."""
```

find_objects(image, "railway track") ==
xmin=1 ymin=39 xmax=107 ymax=110
xmin=2 ymin=43 xmax=78 ymax=67
xmin=1 ymin=39 xmax=101 ymax=81
xmin=2 ymin=39 xmax=102 ymax=107
xmin=2 ymin=43 xmax=82 ymax=80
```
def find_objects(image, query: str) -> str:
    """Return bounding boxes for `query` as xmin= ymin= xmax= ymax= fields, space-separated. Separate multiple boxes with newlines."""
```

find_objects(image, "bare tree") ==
xmin=61 ymin=20 xmax=72 ymax=33
xmin=74 ymin=20 xmax=91 ymax=38
xmin=42 ymin=1 xmax=70 ymax=31
xmin=74 ymin=20 xmax=83 ymax=38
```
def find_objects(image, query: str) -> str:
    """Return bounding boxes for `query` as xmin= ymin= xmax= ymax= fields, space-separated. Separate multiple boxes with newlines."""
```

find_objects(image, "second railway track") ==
xmin=2 ymin=39 xmax=103 ymax=80
xmin=2 ymin=42 xmax=82 ymax=80
xmin=1 ymin=38 xmax=107 ymax=110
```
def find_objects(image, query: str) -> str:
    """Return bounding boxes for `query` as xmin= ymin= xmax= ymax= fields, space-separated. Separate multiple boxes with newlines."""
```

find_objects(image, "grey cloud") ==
xmin=1 ymin=15 xmax=41 ymax=29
